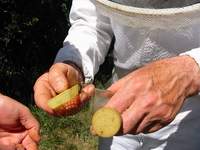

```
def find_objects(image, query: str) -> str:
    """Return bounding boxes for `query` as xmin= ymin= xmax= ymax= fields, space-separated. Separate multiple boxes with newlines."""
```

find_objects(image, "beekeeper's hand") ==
xmin=105 ymin=55 xmax=200 ymax=134
xmin=34 ymin=63 xmax=94 ymax=115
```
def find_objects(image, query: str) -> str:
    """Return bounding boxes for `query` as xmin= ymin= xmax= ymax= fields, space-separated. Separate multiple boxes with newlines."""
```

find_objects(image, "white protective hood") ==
xmin=96 ymin=0 xmax=200 ymax=29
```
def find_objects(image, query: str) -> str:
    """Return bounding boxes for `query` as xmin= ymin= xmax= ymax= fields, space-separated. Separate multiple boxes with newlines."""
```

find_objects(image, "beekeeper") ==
xmin=34 ymin=0 xmax=200 ymax=149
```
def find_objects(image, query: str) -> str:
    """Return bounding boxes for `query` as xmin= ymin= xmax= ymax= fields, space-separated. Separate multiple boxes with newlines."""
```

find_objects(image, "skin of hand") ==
xmin=0 ymin=94 xmax=40 ymax=150
xmin=33 ymin=63 xmax=95 ymax=115
xmin=105 ymin=55 xmax=200 ymax=134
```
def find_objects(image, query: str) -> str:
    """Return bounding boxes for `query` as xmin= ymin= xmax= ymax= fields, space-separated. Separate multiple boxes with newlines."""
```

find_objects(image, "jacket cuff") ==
xmin=180 ymin=47 xmax=200 ymax=69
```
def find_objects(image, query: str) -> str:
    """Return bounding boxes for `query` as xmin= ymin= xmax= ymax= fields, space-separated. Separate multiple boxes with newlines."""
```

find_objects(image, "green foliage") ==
xmin=0 ymin=0 xmax=72 ymax=104
xmin=0 ymin=0 xmax=114 ymax=105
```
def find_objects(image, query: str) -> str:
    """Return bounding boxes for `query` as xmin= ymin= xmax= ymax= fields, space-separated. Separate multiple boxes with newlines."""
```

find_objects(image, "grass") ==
xmin=31 ymin=103 xmax=98 ymax=150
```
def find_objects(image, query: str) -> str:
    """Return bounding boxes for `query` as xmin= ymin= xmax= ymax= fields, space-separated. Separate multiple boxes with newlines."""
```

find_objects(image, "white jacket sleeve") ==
xmin=54 ymin=0 xmax=113 ymax=83
xmin=180 ymin=48 xmax=200 ymax=68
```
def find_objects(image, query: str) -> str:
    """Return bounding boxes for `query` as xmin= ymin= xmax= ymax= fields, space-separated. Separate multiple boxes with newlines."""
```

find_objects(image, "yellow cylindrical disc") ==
xmin=91 ymin=107 xmax=121 ymax=137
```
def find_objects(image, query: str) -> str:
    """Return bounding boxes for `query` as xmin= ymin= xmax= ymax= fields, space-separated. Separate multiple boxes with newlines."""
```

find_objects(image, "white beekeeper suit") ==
xmin=55 ymin=0 xmax=200 ymax=149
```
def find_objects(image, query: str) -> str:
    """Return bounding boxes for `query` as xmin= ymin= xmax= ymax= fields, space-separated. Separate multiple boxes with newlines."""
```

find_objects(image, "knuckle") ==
xmin=23 ymin=106 xmax=31 ymax=114
xmin=162 ymin=110 xmax=173 ymax=123
xmin=49 ymin=63 xmax=58 ymax=71
xmin=132 ymin=80 xmax=145 ymax=91
xmin=154 ymin=105 xmax=173 ymax=123
xmin=49 ymin=63 xmax=65 ymax=74
xmin=51 ymin=62 xmax=63 ymax=68
xmin=49 ymin=68 xmax=60 ymax=77
xmin=141 ymin=93 xmax=158 ymax=109
xmin=34 ymin=73 xmax=48 ymax=89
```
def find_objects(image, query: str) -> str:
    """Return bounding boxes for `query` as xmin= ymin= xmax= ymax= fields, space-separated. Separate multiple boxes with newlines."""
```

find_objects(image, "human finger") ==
xmin=143 ymin=122 xmax=164 ymax=133
xmin=105 ymin=83 xmax=136 ymax=113
xmin=19 ymin=106 xmax=40 ymax=143
xmin=15 ymin=144 xmax=25 ymax=150
xmin=135 ymin=104 xmax=175 ymax=134
xmin=107 ymin=72 xmax=134 ymax=93
xmin=79 ymin=84 xmax=95 ymax=104
xmin=121 ymin=102 xmax=148 ymax=134
xmin=48 ymin=63 xmax=80 ymax=93
xmin=0 ymin=144 xmax=15 ymax=150
xmin=34 ymin=73 xmax=56 ymax=114
xmin=22 ymin=135 xmax=38 ymax=150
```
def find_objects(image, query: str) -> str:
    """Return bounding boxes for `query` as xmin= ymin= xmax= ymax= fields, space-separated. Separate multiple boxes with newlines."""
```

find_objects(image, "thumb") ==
xmin=19 ymin=106 xmax=40 ymax=143
xmin=80 ymin=84 xmax=95 ymax=103
xmin=49 ymin=63 xmax=80 ymax=93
